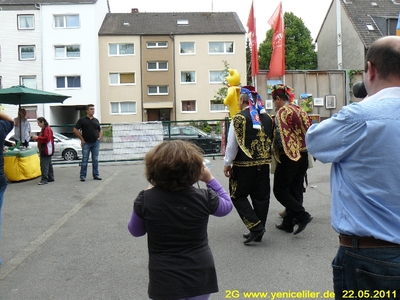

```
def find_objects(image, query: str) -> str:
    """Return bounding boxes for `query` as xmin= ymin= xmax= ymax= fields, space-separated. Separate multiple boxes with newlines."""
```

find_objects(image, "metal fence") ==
xmin=51 ymin=118 xmax=229 ymax=165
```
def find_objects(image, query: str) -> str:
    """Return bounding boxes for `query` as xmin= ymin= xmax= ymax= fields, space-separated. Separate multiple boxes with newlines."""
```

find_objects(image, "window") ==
xmin=146 ymin=42 xmax=168 ymax=48
xmin=147 ymin=61 xmax=168 ymax=71
xmin=56 ymin=76 xmax=81 ymax=89
xmin=148 ymin=86 xmax=168 ymax=95
xmin=181 ymin=71 xmax=196 ymax=83
xmin=19 ymin=46 xmax=35 ymax=60
xmin=180 ymin=42 xmax=195 ymax=54
xmin=177 ymin=19 xmax=189 ymax=25
xmin=209 ymin=71 xmax=224 ymax=83
xmin=55 ymin=45 xmax=80 ymax=58
xmin=366 ymin=23 xmax=375 ymax=31
xmin=209 ymin=42 xmax=234 ymax=54
xmin=54 ymin=15 xmax=79 ymax=28
xmin=22 ymin=106 xmax=37 ymax=120
xmin=210 ymin=100 xmax=228 ymax=112
xmin=18 ymin=15 xmax=34 ymax=30
xmin=111 ymin=102 xmax=136 ymax=114
xmin=109 ymin=73 xmax=135 ymax=85
xmin=20 ymin=76 xmax=36 ymax=89
xmin=182 ymin=100 xmax=196 ymax=112
xmin=109 ymin=43 xmax=134 ymax=56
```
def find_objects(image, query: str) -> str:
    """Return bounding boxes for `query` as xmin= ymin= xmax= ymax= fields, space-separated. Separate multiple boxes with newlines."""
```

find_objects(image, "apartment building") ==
xmin=0 ymin=2 xmax=44 ymax=128
xmin=0 ymin=0 xmax=109 ymax=129
xmin=98 ymin=11 xmax=247 ymax=123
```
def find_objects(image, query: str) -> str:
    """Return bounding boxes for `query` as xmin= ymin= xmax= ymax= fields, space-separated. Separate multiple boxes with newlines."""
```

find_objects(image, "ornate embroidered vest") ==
xmin=232 ymin=109 xmax=273 ymax=167
xmin=274 ymin=104 xmax=311 ymax=162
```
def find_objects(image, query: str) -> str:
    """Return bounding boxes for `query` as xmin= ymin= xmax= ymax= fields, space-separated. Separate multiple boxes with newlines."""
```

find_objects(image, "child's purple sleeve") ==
xmin=128 ymin=211 xmax=146 ymax=237
xmin=206 ymin=178 xmax=233 ymax=217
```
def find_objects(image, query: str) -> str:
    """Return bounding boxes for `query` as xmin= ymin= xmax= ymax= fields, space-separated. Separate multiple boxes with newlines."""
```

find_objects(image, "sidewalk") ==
xmin=0 ymin=158 xmax=337 ymax=300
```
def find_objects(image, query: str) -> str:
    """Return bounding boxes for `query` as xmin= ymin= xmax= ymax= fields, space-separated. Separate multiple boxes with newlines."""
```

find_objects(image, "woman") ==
xmin=128 ymin=140 xmax=232 ymax=300
xmin=32 ymin=117 xmax=54 ymax=185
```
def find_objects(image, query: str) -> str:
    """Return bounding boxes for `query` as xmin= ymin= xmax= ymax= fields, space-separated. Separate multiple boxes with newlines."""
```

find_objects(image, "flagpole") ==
xmin=282 ymin=0 xmax=285 ymax=86
xmin=254 ymin=0 xmax=257 ymax=91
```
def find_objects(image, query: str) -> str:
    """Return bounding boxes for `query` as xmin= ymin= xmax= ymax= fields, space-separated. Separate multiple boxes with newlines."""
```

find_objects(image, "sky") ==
xmin=107 ymin=0 xmax=333 ymax=43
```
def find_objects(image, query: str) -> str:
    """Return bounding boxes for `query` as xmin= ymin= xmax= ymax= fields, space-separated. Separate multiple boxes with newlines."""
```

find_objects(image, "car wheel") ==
xmin=213 ymin=144 xmax=221 ymax=153
xmin=63 ymin=149 xmax=77 ymax=161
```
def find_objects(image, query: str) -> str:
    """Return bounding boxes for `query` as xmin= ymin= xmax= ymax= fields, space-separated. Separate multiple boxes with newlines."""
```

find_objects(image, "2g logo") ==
xmin=225 ymin=290 xmax=240 ymax=298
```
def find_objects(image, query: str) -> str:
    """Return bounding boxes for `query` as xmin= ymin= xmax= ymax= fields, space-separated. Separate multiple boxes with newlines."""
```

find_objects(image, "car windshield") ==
xmin=54 ymin=133 xmax=69 ymax=140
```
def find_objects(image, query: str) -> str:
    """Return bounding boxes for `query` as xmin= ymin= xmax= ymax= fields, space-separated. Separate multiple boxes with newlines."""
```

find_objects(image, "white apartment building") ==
xmin=0 ymin=0 xmax=109 ymax=133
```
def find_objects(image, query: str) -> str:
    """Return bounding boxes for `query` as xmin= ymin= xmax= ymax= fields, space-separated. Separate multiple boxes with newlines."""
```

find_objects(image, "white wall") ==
xmin=40 ymin=0 xmax=108 ymax=123
xmin=0 ymin=9 xmax=44 ymax=127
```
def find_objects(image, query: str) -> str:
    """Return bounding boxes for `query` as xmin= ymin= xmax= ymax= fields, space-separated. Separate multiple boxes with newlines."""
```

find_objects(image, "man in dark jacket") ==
xmin=223 ymin=87 xmax=273 ymax=244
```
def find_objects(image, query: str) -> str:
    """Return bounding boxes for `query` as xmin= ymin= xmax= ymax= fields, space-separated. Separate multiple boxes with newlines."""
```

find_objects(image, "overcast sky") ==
xmin=107 ymin=0 xmax=333 ymax=42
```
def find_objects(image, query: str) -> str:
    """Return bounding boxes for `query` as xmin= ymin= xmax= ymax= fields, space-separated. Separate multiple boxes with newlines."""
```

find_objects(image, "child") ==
xmin=32 ymin=117 xmax=54 ymax=185
xmin=128 ymin=140 xmax=232 ymax=300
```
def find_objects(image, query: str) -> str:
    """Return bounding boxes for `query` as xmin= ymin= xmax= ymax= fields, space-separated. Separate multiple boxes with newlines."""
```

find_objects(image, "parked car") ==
xmin=7 ymin=132 xmax=82 ymax=161
xmin=163 ymin=126 xmax=221 ymax=154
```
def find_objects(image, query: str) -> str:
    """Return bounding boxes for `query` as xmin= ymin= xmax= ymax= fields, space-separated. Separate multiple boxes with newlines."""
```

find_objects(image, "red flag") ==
xmin=268 ymin=1 xmax=285 ymax=78
xmin=247 ymin=1 xmax=258 ymax=77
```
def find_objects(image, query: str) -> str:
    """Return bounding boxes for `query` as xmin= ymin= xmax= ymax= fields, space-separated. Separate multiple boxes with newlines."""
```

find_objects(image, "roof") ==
xmin=98 ymin=12 xmax=246 ymax=36
xmin=342 ymin=0 xmax=400 ymax=47
xmin=0 ymin=0 xmax=97 ymax=4
xmin=317 ymin=0 xmax=400 ymax=48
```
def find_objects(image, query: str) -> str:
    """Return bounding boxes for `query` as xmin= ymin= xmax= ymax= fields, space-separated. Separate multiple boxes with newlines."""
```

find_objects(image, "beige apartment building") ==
xmin=98 ymin=11 xmax=246 ymax=123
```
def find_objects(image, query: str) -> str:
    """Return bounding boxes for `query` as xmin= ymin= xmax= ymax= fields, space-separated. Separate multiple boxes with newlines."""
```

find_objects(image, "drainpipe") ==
xmin=336 ymin=0 xmax=343 ymax=69
xmin=170 ymin=32 xmax=176 ymax=121
xmin=140 ymin=33 xmax=144 ymax=122
xmin=35 ymin=2 xmax=47 ymax=120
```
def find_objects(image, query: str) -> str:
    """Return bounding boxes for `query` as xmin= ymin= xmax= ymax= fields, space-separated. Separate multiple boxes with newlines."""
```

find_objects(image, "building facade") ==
xmin=0 ymin=0 xmax=109 ymax=132
xmin=317 ymin=0 xmax=400 ymax=70
xmin=98 ymin=11 xmax=247 ymax=123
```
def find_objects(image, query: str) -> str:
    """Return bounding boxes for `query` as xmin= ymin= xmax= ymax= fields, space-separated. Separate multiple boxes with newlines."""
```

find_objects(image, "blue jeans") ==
xmin=80 ymin=140 xmax=100 ymax=179
xmin=0 ymin=185 xmax=7 ymax=242
xmin=332 ymin=245 xmax=400 ymax=299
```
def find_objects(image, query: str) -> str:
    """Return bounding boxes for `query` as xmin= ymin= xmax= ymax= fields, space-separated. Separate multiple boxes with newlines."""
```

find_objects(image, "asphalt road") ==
xmin=0 ymin=158 xmax=337 ymax=300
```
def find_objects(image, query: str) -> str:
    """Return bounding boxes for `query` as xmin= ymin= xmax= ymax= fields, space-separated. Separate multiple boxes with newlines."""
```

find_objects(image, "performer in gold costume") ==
xmin=272 ymin=84 xmax=313 ymax=235
xmin=223 ymin=86 xmax=273 ymax=244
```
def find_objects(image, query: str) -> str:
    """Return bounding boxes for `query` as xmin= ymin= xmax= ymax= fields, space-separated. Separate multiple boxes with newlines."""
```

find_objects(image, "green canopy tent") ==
xmin=0 ymin=85 xmax=70 ymax=141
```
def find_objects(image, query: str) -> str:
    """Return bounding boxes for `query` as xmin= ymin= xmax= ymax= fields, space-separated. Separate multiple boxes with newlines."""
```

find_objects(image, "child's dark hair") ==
xmin=145 ymin=140 xmax=204 ymax=191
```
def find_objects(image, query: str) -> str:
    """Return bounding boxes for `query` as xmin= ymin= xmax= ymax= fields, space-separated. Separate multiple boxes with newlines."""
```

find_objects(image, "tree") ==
xmin=213 ymin=60 xmax=230 ymax=103
xmin=258 ymin=12 xmax=317 ymax=71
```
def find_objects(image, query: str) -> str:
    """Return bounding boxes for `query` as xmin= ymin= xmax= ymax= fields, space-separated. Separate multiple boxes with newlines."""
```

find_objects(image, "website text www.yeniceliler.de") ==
xmin=225 ymin=290 xmax=335 ymax=299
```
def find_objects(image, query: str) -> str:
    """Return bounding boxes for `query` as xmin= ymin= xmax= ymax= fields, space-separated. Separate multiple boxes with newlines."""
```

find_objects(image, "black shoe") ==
xmin=48 ymin=179 xmax=54 ymax=182
xmin=243 ymin=232 xmax=263 ymax=242
xmin=243 ymin=229 xmax=265 ymax=245
xmin=38 ymin=181 xmax=48 ymax=185
xmin=93 ymin=176 xmax=102 ymax=180
xmin=293 ymin=215 xmax=313 ymax=235
xmin=275 ymin=223 xmax=294 ymax=233
xmin=80 ymin=177 xmax=85 ymax=182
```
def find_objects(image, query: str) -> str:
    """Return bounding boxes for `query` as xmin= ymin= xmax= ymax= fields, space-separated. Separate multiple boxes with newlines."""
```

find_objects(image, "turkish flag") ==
xmin=268 ymin=1 xmax=285 ymax=78
xmin=247 ymin=1 xmax=258 ymax=77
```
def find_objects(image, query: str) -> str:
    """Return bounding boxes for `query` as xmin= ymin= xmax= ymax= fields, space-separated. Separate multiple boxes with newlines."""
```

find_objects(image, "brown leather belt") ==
xmin=339 ymin=235 xmax=400 ymax=248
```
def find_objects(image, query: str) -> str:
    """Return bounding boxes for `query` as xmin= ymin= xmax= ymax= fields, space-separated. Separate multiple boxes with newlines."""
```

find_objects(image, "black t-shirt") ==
xmin=74 ymin=116 xmax=101 ymax=143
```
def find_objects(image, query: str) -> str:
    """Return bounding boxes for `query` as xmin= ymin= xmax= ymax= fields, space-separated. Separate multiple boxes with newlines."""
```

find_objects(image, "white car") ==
xmin=7 ymin=132 xmax=82 ymax=161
